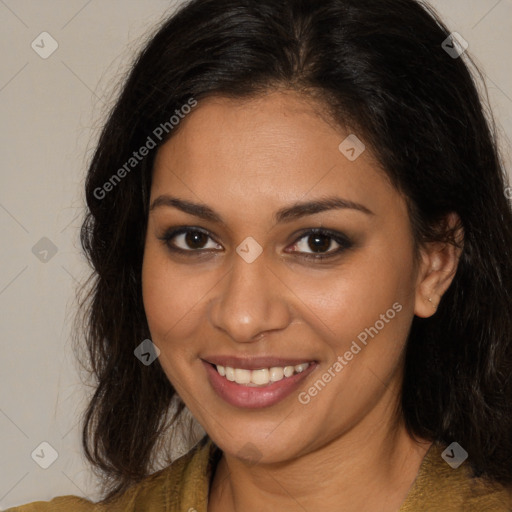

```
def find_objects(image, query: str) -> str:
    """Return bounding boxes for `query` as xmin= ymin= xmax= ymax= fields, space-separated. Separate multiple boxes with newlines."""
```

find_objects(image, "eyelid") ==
xmin=288 ymin=228 xmax=350 ymax=255
xmin=161 ymin=227 xmax=222 ymax=252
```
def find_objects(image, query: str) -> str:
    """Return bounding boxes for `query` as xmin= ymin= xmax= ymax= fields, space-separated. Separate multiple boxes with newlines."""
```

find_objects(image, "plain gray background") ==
xmin=1 ymin=0 xmax=511 ymax=509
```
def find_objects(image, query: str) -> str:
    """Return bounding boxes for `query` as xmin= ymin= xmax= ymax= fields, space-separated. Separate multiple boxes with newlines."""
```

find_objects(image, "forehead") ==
xmin=150 ymin=91 xmax=404 ymax=223
xmin=157 ymin=91 xmax=342 ymax=170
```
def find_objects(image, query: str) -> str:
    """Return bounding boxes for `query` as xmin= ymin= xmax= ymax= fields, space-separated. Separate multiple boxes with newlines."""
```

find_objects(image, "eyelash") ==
xmin=157 ymin=227 xmax=353 ymax=261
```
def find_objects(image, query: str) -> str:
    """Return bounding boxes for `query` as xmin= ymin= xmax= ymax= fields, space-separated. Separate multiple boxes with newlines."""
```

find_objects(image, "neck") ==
xmin=208 ymin=386 xmax=432 ymax=512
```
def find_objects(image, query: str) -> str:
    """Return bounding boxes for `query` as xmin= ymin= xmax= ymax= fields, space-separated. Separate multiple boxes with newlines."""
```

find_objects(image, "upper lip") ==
xmin=203 ymin=356 xmax=316 ymax=370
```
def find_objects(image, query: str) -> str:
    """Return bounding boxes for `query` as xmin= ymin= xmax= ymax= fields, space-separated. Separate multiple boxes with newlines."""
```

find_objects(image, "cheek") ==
xmin=293 ymin=241 xmax=414 ymax=344
xmin=292 ymin=245 xmax=414 ymax=420
xmin=141 ymin=242 xmax=215 ymax=352
xmin=142 ymin=249 xmax=174 ymax=337
xmin=141 ymin=248 xmax=200 ymax=390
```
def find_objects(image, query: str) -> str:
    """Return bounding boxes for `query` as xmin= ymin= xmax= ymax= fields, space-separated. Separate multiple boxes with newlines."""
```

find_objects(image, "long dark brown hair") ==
xmin=76 ymin=0 xmax=512 ymax=503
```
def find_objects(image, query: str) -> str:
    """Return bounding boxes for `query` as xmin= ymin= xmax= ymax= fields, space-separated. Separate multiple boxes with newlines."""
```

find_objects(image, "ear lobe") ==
xmin=414 ymin=212 xmax=464 ymax=318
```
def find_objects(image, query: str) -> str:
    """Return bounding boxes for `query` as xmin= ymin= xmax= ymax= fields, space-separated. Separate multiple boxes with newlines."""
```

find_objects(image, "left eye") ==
xmin=289 ymin=230 xmax=346 ymax=256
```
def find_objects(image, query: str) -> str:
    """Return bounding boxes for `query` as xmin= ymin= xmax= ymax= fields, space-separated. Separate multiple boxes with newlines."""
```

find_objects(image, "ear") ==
xmin=414 ymin=212 xmax=464 ymax=318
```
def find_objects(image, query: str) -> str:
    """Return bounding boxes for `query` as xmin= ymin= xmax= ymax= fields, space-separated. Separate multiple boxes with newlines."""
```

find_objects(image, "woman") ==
xmin=8 ymin=0 xmax=512 ymax=510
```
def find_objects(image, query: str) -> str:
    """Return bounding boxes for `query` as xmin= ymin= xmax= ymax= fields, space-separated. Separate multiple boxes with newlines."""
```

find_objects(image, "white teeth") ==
xmin=269 ymin=367 xmax=284 ymax=382
xmin=214 ymin=363 xmax=311 ymax=386
xmin=251 ymin=369 xmax=269 ymax=385
xmin=283 ymin=366 xmax=294 ymax=377
xmin=234 ymin=368 xmax=251 ymax=384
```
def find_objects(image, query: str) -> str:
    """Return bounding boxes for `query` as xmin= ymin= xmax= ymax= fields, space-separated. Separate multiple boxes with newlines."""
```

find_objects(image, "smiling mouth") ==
xmin=211 ymin=362 xmax=313 ymax=387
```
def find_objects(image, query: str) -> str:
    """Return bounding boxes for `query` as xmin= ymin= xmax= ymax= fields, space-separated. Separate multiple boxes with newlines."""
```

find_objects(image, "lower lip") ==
xmin=203 ymin=360 xmax=317 ymax=409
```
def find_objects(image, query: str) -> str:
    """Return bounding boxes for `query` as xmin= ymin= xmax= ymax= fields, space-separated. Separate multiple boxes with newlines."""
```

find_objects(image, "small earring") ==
xmin=427 ymin=297 xmax=437 ymax=310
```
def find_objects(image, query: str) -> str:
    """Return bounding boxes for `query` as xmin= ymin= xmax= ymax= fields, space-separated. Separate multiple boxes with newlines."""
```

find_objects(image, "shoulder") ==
xmin=5 ymin=436 xmax=218 ymax=512
xmin=400 ymin=442 xmax=512 ymax=512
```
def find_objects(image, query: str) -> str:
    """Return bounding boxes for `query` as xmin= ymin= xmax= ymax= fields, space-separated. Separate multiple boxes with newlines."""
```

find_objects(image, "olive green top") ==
xmin=6 ymin=437 xmax=512 ymax=511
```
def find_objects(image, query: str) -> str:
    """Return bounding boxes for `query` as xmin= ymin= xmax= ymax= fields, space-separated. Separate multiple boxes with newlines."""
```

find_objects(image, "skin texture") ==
xmin=141 ymin=90 xmax=463 ymax=512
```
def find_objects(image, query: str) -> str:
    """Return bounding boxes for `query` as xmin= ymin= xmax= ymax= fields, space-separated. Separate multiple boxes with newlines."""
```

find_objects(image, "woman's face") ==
xmin=142 ymin=90 xmax=425 ymax=463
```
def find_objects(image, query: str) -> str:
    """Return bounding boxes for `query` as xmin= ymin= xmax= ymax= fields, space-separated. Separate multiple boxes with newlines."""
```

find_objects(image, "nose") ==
xmin=208 ymin=250 xmax=292 ymax=343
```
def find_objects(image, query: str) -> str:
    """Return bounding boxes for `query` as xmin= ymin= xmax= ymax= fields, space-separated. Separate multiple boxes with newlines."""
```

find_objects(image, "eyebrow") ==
xmin=149 ymin=195 xmax=374 ymax=224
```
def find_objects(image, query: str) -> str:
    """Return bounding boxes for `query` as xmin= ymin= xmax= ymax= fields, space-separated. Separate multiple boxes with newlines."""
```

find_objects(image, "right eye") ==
xmin=158 ymin=227 xmax=223 ymax=254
